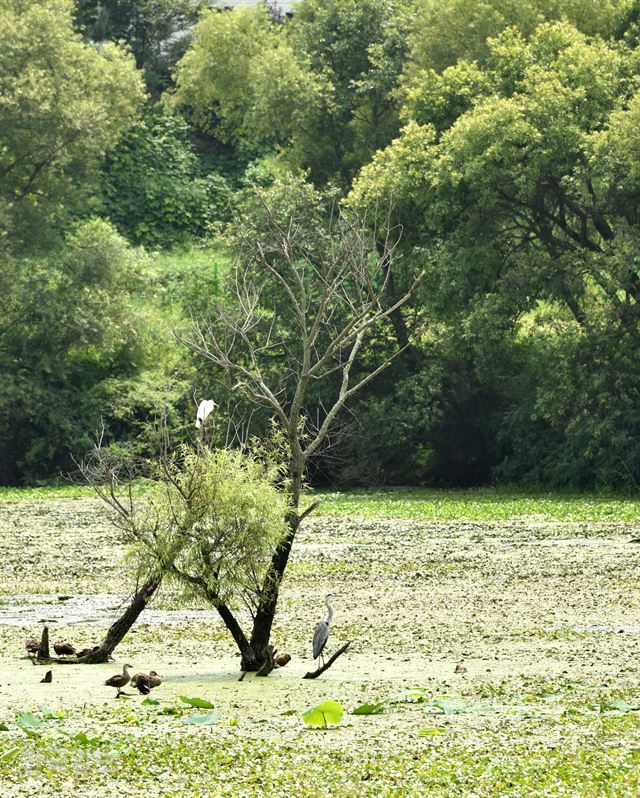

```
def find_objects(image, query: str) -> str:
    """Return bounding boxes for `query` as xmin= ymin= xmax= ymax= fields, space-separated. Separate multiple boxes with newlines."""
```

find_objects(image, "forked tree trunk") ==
xmin=84 ymin=576 xmax=161 ymax=663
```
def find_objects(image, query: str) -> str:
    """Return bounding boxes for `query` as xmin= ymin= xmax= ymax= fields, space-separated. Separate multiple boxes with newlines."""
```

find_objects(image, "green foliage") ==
xmin=0 ymin=219 xmax=156 ymax=484
xmin=302 ymin=700 xmax=344 ymax=728
xmin=172 ymin=0 xmax=411 ymax=184
xmin=179 ymin=696 xmax=215 ymax=709
xmin=113 ymin=444 xmax=289 ymax=608
xmin=0 ymin=0 xmax=145 ymax=254
xmin=102 ymin=110 xmax=231 ymax=247
xmin=75 ymin=0 xmax=202 ymax=93
xmin=406 ymin=0 xmax=633 ymax=74
xmin=349 ymin=17 xmax=640 ymax=487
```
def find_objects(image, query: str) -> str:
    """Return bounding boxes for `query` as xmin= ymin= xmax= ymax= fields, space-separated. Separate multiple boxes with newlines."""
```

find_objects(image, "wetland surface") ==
xmin=1 ymin=493 xmax=640 ymax=796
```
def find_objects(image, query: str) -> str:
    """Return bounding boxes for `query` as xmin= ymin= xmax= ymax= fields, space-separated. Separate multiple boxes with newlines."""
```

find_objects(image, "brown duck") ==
xmin=25 ymin=638 xmax=39 ymax=655
xmin=54 ymin=641 xmax=76 ymax=656
xmin=130 ymin=670 xmax=162 ymax=695
xmin=105 ymin=664 xmax=133 ymax=697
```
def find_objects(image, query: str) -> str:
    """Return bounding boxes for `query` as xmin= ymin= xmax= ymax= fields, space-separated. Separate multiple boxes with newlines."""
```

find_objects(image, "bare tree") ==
xmin=181 ymin=184 xmax=423 ymax=669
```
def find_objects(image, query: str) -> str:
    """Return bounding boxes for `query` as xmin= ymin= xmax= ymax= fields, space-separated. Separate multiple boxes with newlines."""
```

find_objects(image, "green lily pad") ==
xmin=179 ymin=696 xmax=215 ymax=709
xmin=183 ymin=711 xmax=220 ymax=725
xmin=15 ymin=712 xmax=45 ymax=729
xmin=302 ymin=700 xmax=344 ymax=728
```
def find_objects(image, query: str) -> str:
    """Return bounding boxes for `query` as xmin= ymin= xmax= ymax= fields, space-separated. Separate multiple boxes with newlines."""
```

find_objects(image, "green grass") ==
xmin=3 ymin=484 xmax=640 ymax=523
xmin=312 ymin=488 xmax=640 ymax=523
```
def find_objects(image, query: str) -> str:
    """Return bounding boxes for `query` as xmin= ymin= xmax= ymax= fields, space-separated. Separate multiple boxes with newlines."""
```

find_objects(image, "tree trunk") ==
xmin=84 ymin=576 xmax=161 ymax=663
xmin=37 ymin=626 xmax=50 ymax=660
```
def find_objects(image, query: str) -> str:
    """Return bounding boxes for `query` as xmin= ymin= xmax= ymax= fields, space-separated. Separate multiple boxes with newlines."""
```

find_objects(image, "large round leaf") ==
xmin=302 ymin=700 xmax=344 ymax=728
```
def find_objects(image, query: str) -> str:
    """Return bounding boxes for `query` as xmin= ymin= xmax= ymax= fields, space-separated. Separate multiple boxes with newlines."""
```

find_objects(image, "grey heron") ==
xmin=312 ymin=593 xmax=336 ymax=667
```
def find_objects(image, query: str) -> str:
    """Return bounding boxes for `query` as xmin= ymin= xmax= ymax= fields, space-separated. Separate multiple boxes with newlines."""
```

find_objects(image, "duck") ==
xmin=148 ymin=670 xmax=162 ymax=688
xmin=54 ymin=641 xmax=76 ymax=656
xmin=25 ymin=638 xmax=39 ymax=655
xmin=105 ymin=664 xmax=133 ymax=697
xmin=130 ymin=670 xmax=162 ymax=695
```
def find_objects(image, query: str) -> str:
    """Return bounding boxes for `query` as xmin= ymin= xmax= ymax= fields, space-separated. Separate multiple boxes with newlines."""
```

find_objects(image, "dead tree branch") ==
xmin=303 ymin=641 xmax=352 ymax=679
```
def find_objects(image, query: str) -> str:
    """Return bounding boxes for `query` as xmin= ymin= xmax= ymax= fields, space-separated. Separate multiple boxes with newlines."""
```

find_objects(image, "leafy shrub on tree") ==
xmin=81 ymin=437 xmax=291 ymax=665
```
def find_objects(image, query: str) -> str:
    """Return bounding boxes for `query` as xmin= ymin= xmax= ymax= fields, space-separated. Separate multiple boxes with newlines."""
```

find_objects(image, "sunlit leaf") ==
xmin=302 ymin=701 xmax=344 ymax=728
xmin=142 ymin=697 xmax=160 ymax=706
xmin=418 ymin=727 xmax=447 ymax=736
xmin=72 ymin=732 xmax=104 ymax=747
xmin=0 ymin=747 xmax=20 ymax=762
xmin=179 ymin=696 xmax=215 ymax=709
xmin=38 ymin=707 xmax=65 ymax=719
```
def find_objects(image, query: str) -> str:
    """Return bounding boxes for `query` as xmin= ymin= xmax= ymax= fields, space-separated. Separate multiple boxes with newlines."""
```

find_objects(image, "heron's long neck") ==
xmin=325 ymin=598 xmax=333 ymax=624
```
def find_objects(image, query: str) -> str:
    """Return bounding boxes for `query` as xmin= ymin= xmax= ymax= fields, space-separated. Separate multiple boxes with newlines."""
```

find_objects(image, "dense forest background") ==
xmin=3 ymin=0 xmax=640 ymax=488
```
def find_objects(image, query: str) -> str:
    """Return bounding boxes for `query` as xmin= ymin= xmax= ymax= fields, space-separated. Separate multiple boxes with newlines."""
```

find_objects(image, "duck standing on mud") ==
xmin=130 ymin=670 xmax=162 ymax=695
xmin=105 ymin=664 xmax=133 ymax=697
xmin=54 ymin=641 xmax=76 ymax=656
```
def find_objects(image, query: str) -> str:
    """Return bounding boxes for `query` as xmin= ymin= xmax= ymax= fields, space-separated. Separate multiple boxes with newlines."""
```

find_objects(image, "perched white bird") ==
xmin=195 ymin=399 xmax=215 ymax=429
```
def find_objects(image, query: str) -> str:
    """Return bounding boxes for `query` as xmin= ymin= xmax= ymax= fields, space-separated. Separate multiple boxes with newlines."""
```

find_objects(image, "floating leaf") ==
xmin=302 ymin=701 xmax=344 ymax=728
xmin=281 ymin=709 xmax=297 ymax=716
xmin=0 ymin=747 xmax=19 ymax=762
xmin=15 ymin=712 xmax=45 ymax=729
xmin=72 ymin=732 xmax=104 ymax=747
xmin=351 ymin=702 xmax=386 ymax=716
xmin=601 ymin=698 xmax=640 ymax=713
xmin=38 ymin=707 xmax=64 ymax=719
xmin=142 ymin=697 xmax=160 ymax=706
xmin=183 ymin=711 xmax=220 ymax=726
xmin=179 ymin=696 xmax=215 ymax=709
xmin=0 ymin=722 xmax=9 ymax=731
xmin=418 ymin=727 xmax=447 ymax=736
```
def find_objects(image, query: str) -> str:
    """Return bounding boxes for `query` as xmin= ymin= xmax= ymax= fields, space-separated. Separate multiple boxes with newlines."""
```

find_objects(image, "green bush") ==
xmin=102 ymin=111 xmax=231 ymax=247
xmin=0 ymin=219 xmax=187 ymax=484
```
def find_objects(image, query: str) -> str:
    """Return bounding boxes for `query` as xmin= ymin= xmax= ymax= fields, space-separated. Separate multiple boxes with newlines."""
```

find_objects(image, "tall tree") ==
xmin=180 ymin=178 xmax=422 ymax=667
xmin=75 ymin=0 xmax=202 ymax=92
xmin=170 ymin=0 xmax=412 ymax=185
xmin=0 ymin=0 xmax=145 ymax=254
